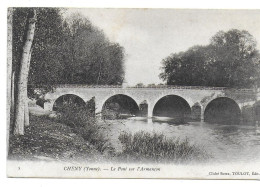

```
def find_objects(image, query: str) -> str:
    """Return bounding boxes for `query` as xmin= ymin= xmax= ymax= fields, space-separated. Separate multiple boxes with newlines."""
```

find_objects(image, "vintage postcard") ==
xmin=6 ymin=7 xmax=260 ymax=179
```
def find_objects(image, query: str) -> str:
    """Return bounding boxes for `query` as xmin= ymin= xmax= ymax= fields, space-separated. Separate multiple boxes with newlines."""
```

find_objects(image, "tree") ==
xmin=26 ymin=12 xmax=125 ymax=86
xmin=61 ymin=13 xmax=125 ymax=85
xmin=160 ymin=29 xmax=260 ymax=88
xmin=210 ymin=30 xmax=260 ymax=87
xmin=135 ymin=83 xmax=145 ymax=87
xmin=7 ymin=8 xmax=13 ymax=150
xmin=13 ymin=9 xmax=37 ymax=135
xmin=12 ymin=8 xmax=65 ymax=101
xmin=12 ymin=8 xmax=67 ymax=135
xmin=28 ymin=8 xmax=66 ymax=86
xmin=147 ymin=83 xmax=156 ymax=87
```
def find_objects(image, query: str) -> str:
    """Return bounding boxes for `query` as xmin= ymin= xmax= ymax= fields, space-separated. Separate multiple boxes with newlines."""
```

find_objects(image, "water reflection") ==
xmin=110 ymin=117 xmax=260 ymax=164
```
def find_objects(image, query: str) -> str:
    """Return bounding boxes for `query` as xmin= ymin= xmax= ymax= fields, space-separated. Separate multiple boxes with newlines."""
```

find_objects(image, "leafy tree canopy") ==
xmin=12 ymin=8 xmax=125 ymax=98
xmin=160 ymin=29 xmax=260 ymax=88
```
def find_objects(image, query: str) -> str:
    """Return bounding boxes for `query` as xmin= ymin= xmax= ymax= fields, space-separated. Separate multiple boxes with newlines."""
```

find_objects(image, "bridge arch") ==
xmin=101 ymin=94 xmax=140 ymax=119
xmin=52 ymin=94 xmax=86 ymax=111
xmin=204 ymin=97 xmax=241 ymax=124
xmin=152 ymin=94 xmax=191 ymax=122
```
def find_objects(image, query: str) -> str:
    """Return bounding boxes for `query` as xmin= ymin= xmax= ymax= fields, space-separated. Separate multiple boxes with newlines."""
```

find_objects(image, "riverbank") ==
xmin=8 ymin=114 xmax=105 ymax=162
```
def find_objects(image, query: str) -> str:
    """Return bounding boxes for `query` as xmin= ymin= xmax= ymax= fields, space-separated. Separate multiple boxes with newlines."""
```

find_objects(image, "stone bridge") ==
xmin=43 ymin=85 xmax=260 ymax=122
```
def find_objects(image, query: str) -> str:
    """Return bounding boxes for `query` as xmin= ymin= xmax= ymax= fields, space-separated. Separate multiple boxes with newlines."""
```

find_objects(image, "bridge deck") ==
xmin=30 ymin=84 xmax=255 ymax=92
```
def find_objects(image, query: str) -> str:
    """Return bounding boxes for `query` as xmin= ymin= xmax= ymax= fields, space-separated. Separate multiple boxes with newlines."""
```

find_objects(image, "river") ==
xmin=104 ymin=117 xmax=260 ymax=164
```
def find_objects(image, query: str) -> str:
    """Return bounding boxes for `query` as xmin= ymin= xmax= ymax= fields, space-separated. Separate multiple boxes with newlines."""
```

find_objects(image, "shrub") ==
xmin=118 ymin=131 xmax=209 ymax=163
xmin=101 ymin=108 xmax=119 ymax=120
xmin=57 ymin=104 xmax=109 ymax=153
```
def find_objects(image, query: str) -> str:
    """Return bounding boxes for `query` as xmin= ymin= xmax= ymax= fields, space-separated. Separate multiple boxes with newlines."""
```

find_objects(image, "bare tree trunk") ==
xmin=14 ymin=9 xmax=37 ymax=135
xmin=24 ymin=99 xmax=29 ymax=126
xmin=24 ymin=49 xmax=32 ymax=127
xmin=11 ymin=71 xmax=15 ymax=112
xmin=7 ymin=8 xmax=13 ymax=153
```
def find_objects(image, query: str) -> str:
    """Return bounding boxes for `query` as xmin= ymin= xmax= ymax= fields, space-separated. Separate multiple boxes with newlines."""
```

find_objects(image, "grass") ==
xmin=118 ymin=131 xmax=209 ymax=163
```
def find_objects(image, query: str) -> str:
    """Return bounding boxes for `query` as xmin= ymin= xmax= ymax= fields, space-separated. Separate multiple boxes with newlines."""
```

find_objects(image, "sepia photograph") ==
xmin=6 ymin=6 xmax=260 ymax=179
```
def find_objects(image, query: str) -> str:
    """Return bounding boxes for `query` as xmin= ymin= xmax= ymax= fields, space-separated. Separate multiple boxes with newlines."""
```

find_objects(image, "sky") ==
xmin=67 ymin=9 xmax=260 ymax=86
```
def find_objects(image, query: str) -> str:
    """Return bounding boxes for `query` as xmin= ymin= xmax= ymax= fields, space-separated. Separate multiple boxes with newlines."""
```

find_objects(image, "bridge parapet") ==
xmin=131 ymin=86 xmax=254 ymax=92
xmin=34 ymin=84 xmax=254 ymax=92
xmin=45 ymin=84 xmax=123 ymax=88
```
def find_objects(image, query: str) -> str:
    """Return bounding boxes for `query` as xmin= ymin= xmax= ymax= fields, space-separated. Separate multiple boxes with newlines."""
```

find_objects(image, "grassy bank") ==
xmin=8 ymin=114 xmax=103 ymax=162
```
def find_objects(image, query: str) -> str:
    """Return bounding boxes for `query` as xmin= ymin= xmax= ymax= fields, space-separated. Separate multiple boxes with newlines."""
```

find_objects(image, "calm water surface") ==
xmin=106 ymin=117 xmax=260 ymax=164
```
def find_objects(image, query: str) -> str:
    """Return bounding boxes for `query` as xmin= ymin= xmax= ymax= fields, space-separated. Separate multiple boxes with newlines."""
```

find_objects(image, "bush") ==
xmin=57 ymin=104 xmax=109 ymax=153
xmin=101 ymin=108 xmax=119 ymax=120
xmin=118 ymin=131 xmax=209 ymax=163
